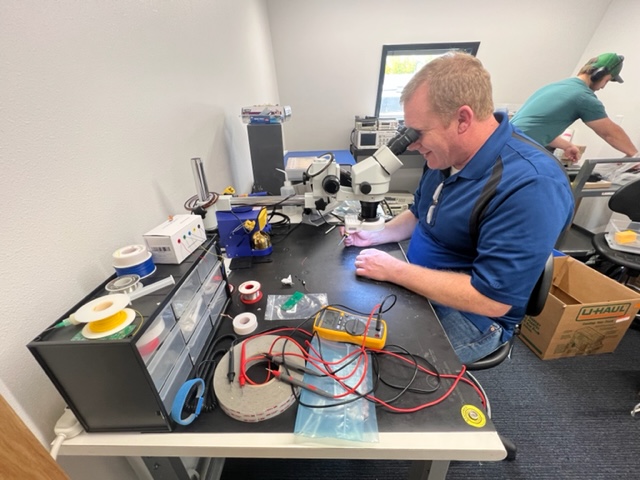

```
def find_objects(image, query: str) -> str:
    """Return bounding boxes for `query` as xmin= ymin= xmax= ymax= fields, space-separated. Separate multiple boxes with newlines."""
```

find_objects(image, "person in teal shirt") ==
xmin=512 ymin=53 xmax=638 ymax=162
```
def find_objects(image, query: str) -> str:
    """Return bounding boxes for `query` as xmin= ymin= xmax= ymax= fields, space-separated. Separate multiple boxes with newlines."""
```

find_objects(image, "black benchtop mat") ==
xmin=177 ymin=223 xmax=494 ymax=435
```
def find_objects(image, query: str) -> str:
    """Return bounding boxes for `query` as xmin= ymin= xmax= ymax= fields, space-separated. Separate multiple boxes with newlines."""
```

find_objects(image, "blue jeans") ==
xmin=432 ymin=304 xmax=505 ymax=365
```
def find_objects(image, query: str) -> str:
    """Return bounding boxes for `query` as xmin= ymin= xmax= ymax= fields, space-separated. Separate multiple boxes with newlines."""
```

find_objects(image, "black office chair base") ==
xmin=500 ymin=434 xmax=517 ymax=461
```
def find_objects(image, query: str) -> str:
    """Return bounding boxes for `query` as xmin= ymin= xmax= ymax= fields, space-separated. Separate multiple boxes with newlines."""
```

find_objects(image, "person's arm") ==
xmin=585 ymin=117 xmax=639 ymax=157
xmin=353 ymin=249 xmax=511 ymax=317
xmin=547 ymin=136 xmax=582 ymax=163
xmin=342 ymin=209 xmax=417 ymax=247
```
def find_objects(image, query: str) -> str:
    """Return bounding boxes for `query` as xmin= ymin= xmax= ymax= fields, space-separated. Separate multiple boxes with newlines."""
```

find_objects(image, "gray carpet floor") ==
xmin=221 ymin=327 xmax=640 ymax=479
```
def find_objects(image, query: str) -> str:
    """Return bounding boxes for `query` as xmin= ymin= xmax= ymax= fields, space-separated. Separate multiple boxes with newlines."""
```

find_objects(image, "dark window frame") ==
xmin=374 ymin=42 xmax=481 ymax=119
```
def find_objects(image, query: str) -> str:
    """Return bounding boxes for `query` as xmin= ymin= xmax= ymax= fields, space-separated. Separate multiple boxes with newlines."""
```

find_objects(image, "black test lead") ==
xmin=269 ymin=369 xmax=335 ymax=399
xmin=227 ymin=343 xmax=235 ymax=383
xmin=264 ymin=353 xmax=321 ymax=376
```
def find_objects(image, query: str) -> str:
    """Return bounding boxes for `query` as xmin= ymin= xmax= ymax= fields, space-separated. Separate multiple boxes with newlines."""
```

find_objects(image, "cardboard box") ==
xmin=520 ymin=256 xmax=640 ymax=360
xmin=143 ymin=215 xmax=206 ymax=264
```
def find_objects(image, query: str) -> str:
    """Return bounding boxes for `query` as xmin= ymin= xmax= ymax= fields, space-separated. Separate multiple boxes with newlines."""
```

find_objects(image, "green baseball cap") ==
xmin=590 ymin=53 xmax=625 ymax=83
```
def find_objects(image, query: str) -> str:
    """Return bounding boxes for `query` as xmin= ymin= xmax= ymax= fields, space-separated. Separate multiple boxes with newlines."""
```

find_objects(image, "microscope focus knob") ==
xmin=360 ymin=182 xmax=372 ymax=195
xmin=322 ymin=175 xmax=341 ymax=195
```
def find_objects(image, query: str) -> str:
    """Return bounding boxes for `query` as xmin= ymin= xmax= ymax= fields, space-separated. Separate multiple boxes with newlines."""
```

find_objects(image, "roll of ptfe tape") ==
xmin=232 ymin=313 xmax=258 ymax=336
xmin=213 ymin=335 xmax=306 ymax=422
xmin=112 ymin=244 xmax=149 ymax=268
xmin=74 ymin=293 xmax=130 ymax=323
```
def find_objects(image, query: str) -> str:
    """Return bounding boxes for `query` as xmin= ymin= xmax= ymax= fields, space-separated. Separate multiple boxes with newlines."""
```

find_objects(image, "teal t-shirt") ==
xmin=511 ymin=77 xmax=607 ymax=146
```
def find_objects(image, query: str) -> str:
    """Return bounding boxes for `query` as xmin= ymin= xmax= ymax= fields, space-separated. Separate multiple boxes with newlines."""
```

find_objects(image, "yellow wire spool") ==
xmin=87 ymin=310 xmax=128 ymax=333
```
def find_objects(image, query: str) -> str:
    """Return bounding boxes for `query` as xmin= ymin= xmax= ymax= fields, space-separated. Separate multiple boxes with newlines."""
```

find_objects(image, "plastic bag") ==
xmin=264 ymin=293 xmax=328 ymax=321
xmin=294 ymin=338 xmax=379 ymax=443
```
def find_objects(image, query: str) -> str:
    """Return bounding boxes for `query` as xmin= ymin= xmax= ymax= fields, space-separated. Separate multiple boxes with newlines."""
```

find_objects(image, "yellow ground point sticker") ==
xmin=461 ymin=405 xmax=486 ymax=428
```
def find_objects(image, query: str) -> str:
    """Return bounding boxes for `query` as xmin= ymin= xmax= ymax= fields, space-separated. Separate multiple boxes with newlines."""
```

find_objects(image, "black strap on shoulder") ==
xmin=469 ymin=157 xmax=503 ymax=246
xmin=469 ymin=134 xmax=570 ymax=247
xmin=511 ymin=132 xmax=571 ymax=183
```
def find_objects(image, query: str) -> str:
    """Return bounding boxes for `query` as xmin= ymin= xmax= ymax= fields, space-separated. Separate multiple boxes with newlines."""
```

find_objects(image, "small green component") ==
xmin=281 ymin=291 xmax=305 ymax=311
xmin=71 ymin=324 xmax=137 ymax=341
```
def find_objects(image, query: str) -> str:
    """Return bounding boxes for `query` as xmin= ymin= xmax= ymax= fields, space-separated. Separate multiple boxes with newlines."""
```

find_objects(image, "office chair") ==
xmin=591 ymin=178 xmax=640 ymax=289
xmin=466 ymin=252 xmax=555 ymax=460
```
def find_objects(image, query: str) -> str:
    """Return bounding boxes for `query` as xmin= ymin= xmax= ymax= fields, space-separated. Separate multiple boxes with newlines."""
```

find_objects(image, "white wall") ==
xmin=0 ymin=0 xmax=278 ymax=478
xmin=266 ymin=0 xmax=613 ymax=150
xmin=569 ymin=0 xmax=640 ymax=158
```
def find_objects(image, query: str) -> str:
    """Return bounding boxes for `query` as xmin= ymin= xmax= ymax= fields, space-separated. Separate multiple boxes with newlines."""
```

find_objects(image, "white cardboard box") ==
xmin=143 ymin=215 xmax=206 ymax=264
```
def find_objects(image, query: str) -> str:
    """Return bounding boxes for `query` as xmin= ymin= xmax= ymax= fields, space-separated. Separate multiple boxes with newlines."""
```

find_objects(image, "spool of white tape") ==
xmin=232 ymin=313 xmax=258 ymax=336
xmin=112 ymin=244 xmax=149 ymax=268
xmin=74 ymin=294 xmax=130 ymax=323
xmin=213 ymin=335 xmax=305 ymax=422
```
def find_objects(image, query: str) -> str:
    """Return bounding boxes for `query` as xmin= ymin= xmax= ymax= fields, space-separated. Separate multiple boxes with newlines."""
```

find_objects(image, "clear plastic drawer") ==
xmin=187 ymin=309 xmax=213 ymax=364
xmin=201 ymin=263 xmax=224 ymax=307
xmin=147 ymin=325 xmax=186 ymax=391
xmin=170 ymin=270 xmax=201 ymax=320
xmin=160 ymin=348 xmax=193 ymax=412
xmin=177 ymin=287 xmax=208 ymax=343
xmin=196 ymin=250 xmax=220 ymax=284
xmin=208 ymin=281 xmax=228 ymax=330
xmin=136 ymin=303 xmax=175 ymax=365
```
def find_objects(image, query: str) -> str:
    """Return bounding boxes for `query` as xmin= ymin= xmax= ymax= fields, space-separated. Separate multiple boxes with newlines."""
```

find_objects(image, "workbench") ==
xmin=56 ymin=223 xmax=506 ymax=480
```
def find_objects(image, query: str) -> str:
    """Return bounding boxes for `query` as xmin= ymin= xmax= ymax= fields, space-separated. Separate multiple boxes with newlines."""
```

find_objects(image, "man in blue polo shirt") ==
xmin=343 ymin=52 xmax=574 ymax=364
xmin=512 ymin=53 xmax=637 ymax=161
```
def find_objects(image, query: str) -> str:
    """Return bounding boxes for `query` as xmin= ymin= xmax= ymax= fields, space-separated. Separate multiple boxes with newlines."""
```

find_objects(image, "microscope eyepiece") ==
xmin=387 ymin=127 xmax=420 ymax=156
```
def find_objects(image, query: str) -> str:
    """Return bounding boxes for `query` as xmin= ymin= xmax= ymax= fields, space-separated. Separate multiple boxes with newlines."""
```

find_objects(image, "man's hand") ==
xmin=354 ymin=248 xmax=401 ymax=282
xmin=562 ymin=144 xmax=582 ymax=163
xmin=340 ymin=227 xmax=376 ymax=247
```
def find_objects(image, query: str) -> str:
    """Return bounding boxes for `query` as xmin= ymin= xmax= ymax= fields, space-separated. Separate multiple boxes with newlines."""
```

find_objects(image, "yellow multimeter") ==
xmin=313 ymin=306 xmax=387 ymax=349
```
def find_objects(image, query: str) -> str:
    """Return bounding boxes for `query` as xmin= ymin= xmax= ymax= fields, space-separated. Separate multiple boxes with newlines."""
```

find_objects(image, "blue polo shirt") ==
xmin=407 ymin=113 xmax=574 ymax=339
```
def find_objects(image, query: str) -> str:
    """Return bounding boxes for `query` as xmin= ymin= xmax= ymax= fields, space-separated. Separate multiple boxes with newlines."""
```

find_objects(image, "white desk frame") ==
xmin=59 ymin=429 xmax=506 ymax=479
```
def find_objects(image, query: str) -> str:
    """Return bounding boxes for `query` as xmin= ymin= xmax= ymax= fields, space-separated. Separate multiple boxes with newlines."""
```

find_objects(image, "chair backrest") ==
xmin=609 ymin=178 xmax=640 ymax=222
xmin=526 ymin=253 xmax=555 ymax=317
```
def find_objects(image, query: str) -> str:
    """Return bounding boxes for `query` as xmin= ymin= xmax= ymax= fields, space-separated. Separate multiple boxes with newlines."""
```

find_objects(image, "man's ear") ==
xmin=457 ymin=106 xmax=473 ymax=133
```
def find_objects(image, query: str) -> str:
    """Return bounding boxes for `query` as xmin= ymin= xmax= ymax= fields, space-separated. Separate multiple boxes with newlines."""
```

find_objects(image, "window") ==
xmin=374 ymin=42 xmax=480 ymax=119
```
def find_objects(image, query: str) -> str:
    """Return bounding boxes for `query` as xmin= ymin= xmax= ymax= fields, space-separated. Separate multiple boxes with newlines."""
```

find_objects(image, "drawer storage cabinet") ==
xmin=28 ymin=237 xmax=230 ymax=432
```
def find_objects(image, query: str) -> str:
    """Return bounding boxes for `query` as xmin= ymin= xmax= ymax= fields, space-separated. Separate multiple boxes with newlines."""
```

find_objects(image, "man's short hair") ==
xmin=401 ymin=52 xmax=494 ymax=123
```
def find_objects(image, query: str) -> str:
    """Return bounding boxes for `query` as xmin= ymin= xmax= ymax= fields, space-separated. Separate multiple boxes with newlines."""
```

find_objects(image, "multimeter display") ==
xmin=313 ymin=307 xmax=387 ymax=349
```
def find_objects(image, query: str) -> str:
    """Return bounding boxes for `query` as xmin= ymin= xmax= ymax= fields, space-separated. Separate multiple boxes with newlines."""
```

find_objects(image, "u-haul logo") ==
xmin=577 ymin=303 xmax=630 ymax=321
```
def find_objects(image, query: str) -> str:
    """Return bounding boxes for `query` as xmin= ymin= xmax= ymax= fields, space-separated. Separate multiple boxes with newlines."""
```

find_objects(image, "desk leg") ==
xmin=137 ymin=457 xmax=226 ymax=480
xmin=141 ymin=457 xmax=191 ymax=480
xmin=408 ymin=460 xmax=450 ymax=480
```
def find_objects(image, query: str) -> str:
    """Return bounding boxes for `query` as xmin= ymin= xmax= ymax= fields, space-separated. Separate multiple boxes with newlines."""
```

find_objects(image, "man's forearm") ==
xmin=547 ymin=135 xmax=573 ymax=151
xmin=386 ymin=260 xmax=511 ymax=317
xmin=370 ymin=209 xmax=417 ymax=244
xmin=599 ymin=123 xmax=638 ymax=157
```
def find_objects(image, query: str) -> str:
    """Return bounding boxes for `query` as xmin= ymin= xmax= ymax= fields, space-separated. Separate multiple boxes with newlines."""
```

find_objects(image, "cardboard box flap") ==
xmin=553 ymin=257 xmax=640 ymax=304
